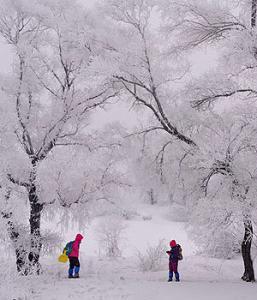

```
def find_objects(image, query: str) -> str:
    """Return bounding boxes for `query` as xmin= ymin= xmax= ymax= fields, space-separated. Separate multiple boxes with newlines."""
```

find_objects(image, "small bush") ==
xmin=41 ymin=230 xmax=63 ymax=256
xmin=136 ymin=240 xmax=166 ymax=272
xmin=96 ymin=217 xmax=126 ymax=258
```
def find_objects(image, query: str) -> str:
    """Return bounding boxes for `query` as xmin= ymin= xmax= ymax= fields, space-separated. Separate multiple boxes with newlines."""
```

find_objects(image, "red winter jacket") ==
xmin=69 ymin=234 xmax=84 ymax=258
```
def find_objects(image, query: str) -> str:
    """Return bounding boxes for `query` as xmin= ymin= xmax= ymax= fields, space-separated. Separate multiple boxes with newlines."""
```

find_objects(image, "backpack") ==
xmin=177 ymin=244 xmax=183 ymax=261
xmin=169 ymin=244 xmax=183 ymax=261
xmin=64 ymin=241 xmax=74 ymax=256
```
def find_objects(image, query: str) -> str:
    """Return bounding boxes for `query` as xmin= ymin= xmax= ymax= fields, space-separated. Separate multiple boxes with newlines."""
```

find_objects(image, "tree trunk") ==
xmin=231 ymin=180 xmax=255 ymax=282
xmin=3 ymin=183 xmax=44 ymax=275
xmin=27 ymin=183 xmax=44 ymax=274
xmin=148 ymin=189 xmax=157 ymax=205
xmin=8 ymin=220 xmax=28 ymax=274
xmin=241 ymin=220 xmax=255 ymax=282
xmin=252 ymin=0 xmax=257 ymax=28
xmin=4 ymin=166 xmax=44 ymax=274
xmin=2 ymin=212 xmax=28 ymax=274
xmin=2 ymin=189 xmax=28 ymax=274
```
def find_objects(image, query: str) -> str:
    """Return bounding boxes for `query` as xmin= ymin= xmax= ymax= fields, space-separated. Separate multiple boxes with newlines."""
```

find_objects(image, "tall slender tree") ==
xmin=160 ymin=0 xmax=257 ymax=281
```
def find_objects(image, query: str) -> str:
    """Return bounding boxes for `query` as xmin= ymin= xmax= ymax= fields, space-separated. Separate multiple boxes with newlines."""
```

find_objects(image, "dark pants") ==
xmin=68 ymin=257 xmax=80 ymax=276
xmin=169 ymin=261 xmax=179 ymax=281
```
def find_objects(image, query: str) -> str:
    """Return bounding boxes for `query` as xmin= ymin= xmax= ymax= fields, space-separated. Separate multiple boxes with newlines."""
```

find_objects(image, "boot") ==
xmin=168 ymin=271 xmax=173 ymax=282
xmin=74 ymin=273 xmax=80 ymax=278
xmin=175 ymin=272 xmax=180 ymax=282
xmin=68 ymin=267 xmax=74 ymax=278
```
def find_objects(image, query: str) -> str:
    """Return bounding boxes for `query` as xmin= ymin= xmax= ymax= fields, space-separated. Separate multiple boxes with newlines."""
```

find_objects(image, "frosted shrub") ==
xmin=210 ymin=231 xmax=241 ymax=259
xmin=97 ymin=217 xmax=126 ymax=258
xmin=121 ymin=209 xmax=138 ymax=220
xmin=189 ymin=197 xmax=243 ymax=259
xmin=41 ymin=231 xmax=63 ymax=256
xmin=137 ymin=240 xmax=166 ymax=272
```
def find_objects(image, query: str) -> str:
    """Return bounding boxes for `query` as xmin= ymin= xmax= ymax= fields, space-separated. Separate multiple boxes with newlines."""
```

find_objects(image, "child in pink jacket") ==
xmin=64 ymin=233 xmax=84 ymax=278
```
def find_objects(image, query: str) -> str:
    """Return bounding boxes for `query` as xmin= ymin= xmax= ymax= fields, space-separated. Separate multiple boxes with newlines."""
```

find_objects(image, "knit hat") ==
xmin=170 ymin=240 xmax=176 ymax=247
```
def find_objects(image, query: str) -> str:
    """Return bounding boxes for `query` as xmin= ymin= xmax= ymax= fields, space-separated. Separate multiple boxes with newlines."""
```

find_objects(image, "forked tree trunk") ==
xmin=2 ymin=190 xmax=28 ymax=274
xmin=5 ymin=216 xmax=28 ymax=274
xmin=3 ymin=181 xmax=44 ymax=275
xmin=241 ymin=220 xmax=255 ymax=282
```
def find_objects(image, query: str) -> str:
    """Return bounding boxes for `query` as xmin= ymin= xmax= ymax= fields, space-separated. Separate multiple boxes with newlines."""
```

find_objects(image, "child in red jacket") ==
xmin=166 ymin=240 xmax=182 ymax=282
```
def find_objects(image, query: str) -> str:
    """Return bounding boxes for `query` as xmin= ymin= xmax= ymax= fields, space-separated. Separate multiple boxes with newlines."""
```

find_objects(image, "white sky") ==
xmin=77 ymin=0 xmax=97 ymax=7
xmin=0 ymin=38 xmax=12 ymax=74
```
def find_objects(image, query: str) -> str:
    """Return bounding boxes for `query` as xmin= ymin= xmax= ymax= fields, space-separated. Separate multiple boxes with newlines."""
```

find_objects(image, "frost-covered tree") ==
xmin=95 ymin=0 xmax=203 ymax=218
xmin=159 ymin=0 xmax=257 ymax=282
xmin=186 ymin=108 xmax=257 ymax=262
xmin=124 ymin=129 xmax=192 ymax=210
xmin=97 ymin=0 xmax=257 ymax=282
xmin=97 ymin=0 xmax=197 ymax=147
xmin=0 ymin=0 xmax=120 ymax=275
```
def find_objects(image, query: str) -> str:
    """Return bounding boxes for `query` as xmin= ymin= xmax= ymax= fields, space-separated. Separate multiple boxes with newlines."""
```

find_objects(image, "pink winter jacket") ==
xmin=69 ymin=234 xmax=84 ymax=258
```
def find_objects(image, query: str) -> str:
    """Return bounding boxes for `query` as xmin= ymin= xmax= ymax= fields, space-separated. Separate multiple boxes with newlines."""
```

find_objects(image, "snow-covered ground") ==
xmin=2 ymin=255 xmax=257 ymax=300
xmin=1 ymin=205 xmax=257 ymax=300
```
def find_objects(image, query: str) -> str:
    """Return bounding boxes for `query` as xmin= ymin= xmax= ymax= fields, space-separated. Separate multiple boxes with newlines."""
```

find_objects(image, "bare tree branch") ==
xmin=192 ymin=89 xmax=257 ymax=109
xmin=7 ymin=174 xmax=29 ymax=188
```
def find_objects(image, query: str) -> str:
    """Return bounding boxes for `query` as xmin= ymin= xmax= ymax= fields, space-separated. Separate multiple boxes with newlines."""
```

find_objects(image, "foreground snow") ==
xmin=1 ymin=255 xmax=257 ymax=300
xmin=1 ymin=206 xmax=257 ymax=300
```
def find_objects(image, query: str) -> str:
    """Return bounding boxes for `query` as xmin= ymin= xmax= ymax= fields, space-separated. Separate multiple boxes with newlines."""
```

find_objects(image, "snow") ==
xmin=1 ymin=1 xmax=257 ymax=299
xmin=1 ymin=255 xmax=257 ymax=300
xmin=79 ymin=205 xmax=196 ymax=257
xmin=1 ymin=205 xmax=257 ymax=300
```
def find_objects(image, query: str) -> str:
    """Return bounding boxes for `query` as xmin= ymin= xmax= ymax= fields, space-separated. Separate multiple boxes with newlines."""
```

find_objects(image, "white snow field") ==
xmin=1 ymin=206 xmax=257 ymax=300
xmin=1 ymin=256 xmax=257 ymax=300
